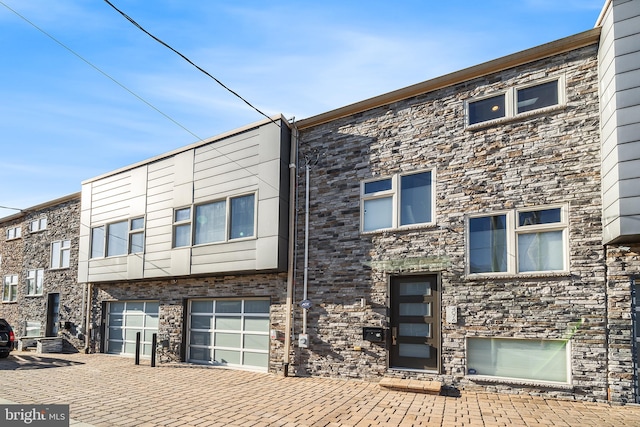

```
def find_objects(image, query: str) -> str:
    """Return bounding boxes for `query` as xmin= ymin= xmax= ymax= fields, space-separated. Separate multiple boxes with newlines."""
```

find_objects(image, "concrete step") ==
xmin=378 ymin=378 xmax=442 ymax=395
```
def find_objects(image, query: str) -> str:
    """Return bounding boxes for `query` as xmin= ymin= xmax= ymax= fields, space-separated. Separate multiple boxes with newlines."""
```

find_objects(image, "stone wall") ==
xmin=295 ymin=45 xmax=605 ymax=400
xmin=90 ymin=273 xmax=288 ymax=373
xmin=0 ymin=217 xmax=25 ymax=326
xmin=606 ymin=242 xmax=640 ymax=403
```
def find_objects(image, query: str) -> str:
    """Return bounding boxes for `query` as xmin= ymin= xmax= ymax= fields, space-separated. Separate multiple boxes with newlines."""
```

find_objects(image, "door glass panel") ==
xmin=215 ymin=332 xmax=241 ymax=348
xmin=399 ymin=323 xmax=431 ymax=337
xmin=215 ymin=349 xmax=241 ymax=364
xmin=244 ymin=352 xmax=268 ymax=368
xmin=191 ymin=301 xmax=213 ymax=313
xmin=399 ymin=343 xmax=431 ymax=358
xmin=244 ymin=317 xmax=269 ymax=332
xmin=400 ymin=303 xmax=431 ymax=316
xmin=125 ymin=329 xmax=140 ymax=341
xmin=190 ymin=347 xmax=211 ymax=362
xmin=125 ymin=315 xmax=143 ymax=327
xmin=144 ymin=330 xmax=156 ymax=341
xmin=110 ymin=302 xmax=125 ymax=313
xmin=216 ymin=316 xmax=241 ymax=330
xmin=108 ymin=341 xmax=123 ymax=353
xmin=127 ymin=302 xmax=144 ymax=312
xmin=109 ymin=315 xmax=123 ymax=327
xmin=191 ymin=315 xmax=213 ymax=330
xmin=146 ymin=314 xmax=159 ymax=328
xmin=216 ymin=301 xmax=242 ymax=313
xmin=245 ymin=300 xmax=270 ymax=313
xmin=244 ymin=334 xmax=269 ymax=350
xmin=190 ymin=331 xmax=211 ymax=346
xmin=108 ymin=328 xmax=123 ymax=340
xmin=399 ymin=282 xmax=432 ymax=296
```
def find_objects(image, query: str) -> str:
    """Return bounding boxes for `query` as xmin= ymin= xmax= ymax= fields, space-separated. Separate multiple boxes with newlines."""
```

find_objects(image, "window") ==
xmin=174 ymin=208 xmax=192 ymax=248
xmin=51 ymin=240 xmax=71 ymax=269
xmin=129 ymin=217 xmax=145 ymax=254
xmin=90 ymin=226 xmax=105 ymax=258
xmin=2 ymin=275 xmax=18 ymax=302
xmin=6 ymin=226 xmax=21 ymax=240
xmin=26 ymin=269 xmax=44 ymax=295
xmin=467 ymin=78 xmax=562 ymax=126
xmin=362 ymin=171 xmax=433 ymax=232
xmin=467 ymin=206 xmax=568 ymax=275
xmin=107 ymin=221 xmax=128 ymax=257
xmin=183 ymin=194 xmax=257 ymax=247
xmin=467 ymin=337 xmax=569 ymax=383
xmin=30 ymin=217 xmax=47 ymax=232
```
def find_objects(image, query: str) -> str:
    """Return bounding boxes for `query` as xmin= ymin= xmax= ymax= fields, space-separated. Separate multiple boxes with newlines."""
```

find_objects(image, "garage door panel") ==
xmin=106 ymin=300 xmax=159 ymax=358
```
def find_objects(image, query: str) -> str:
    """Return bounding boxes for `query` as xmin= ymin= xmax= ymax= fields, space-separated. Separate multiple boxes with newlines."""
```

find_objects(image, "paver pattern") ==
xmin=1 ymin=351 xmax=639 ymax=426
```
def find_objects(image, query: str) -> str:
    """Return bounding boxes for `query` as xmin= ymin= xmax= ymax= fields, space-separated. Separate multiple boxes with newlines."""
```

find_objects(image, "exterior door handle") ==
xmin=391 ymin=327 xmax=397 ymax=346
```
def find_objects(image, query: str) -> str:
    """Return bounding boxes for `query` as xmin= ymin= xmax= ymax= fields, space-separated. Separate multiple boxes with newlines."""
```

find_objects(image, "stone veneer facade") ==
xmin=0 ymin=194 xmax=84 ymax=352
xmin=294 ymin=43 xmax=609 ymax=401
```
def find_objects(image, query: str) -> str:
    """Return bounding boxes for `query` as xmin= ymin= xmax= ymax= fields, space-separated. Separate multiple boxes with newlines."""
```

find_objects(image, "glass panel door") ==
xmin=390 ymin=276 xmax=440 ymax=371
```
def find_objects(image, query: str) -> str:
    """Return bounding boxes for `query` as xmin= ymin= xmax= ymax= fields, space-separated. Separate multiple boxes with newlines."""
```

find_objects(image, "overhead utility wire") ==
xmin=0 ymin=0 xmax=201 ymax=142
xmin=103 ymin=0 xmax=280 ymax=128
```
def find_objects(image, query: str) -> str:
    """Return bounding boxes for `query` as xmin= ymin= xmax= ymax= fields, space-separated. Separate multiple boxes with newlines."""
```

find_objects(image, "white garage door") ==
xmin=187 ymin=298 xmax=270 ymax=371
xmin=106 ymin=301 xmax=159 ymax=357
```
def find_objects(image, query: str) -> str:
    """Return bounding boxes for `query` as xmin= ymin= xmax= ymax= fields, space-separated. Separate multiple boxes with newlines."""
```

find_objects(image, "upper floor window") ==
xmin=90 ymin=217 xmax=146 ymax=258
xmin=195 ymin=193 xmax=256 ymax=244
xmin=51 ymin=240 xmax=71 ymax=269
xmin=26 ymin=269 xmax=44 ymax=296
xmin=30 ymin=217 xmax=47 ymax=233
xmin=173 ymin=208 xmax=192 ymax=248
xmin=2 ymin=274 xmax=18 ymax=302
xmin=361 ymin=171 xmax=433 ymax=232
xmin=466 ymin=77 xmax=563 ymax=126
xmin=467 ymin=205 xmax=568 ymax=275
xmin=6 ymin=226 xmax=21 ymax=240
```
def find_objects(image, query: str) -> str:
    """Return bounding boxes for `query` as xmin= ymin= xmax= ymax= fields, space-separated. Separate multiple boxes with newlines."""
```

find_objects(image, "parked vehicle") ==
xmin=0 ymin=319 xmax=15 ymax=358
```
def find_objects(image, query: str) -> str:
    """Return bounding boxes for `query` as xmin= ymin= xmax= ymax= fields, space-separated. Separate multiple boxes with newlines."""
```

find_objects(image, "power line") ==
xmin=103 ymin=0 xmax=280 ymax=128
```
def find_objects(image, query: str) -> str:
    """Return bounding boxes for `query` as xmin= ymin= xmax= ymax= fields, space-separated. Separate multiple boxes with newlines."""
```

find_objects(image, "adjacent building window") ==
xmin=467 ymin=205 xmax=568 ymax=275
xmin=30 ymin=217 xmax=47 ymax=232
xmin=179 ymin=193 xmax=257 ymax=247
xmin=467 ymin=78 xmax=562 ymax=126
xmin=362 ymin=171 xmax=433 ymax=232
xmin=26 ymin=269 xmax=44 ymax=295
xmin=2 ymin=274 xmax=18 ymax=302
xmin=467 ymin=337 xmax=569 ymax=383
xmin=51 ymin=240 xmax=71 ymax=269
xmin=6 ymin=226 xmax=21 ymax=240
xmin=173 ymin=207 xmax=192 ymax=248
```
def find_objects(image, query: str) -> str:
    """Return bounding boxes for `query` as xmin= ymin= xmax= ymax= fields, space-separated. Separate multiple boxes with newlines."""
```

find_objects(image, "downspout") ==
xmin=84 ymin=282 xmax=92 ymax=353
xmin=303 ymin=162 xmax=310 ymax=334
xmin=283 ymin=123 xmax=298 ymax=376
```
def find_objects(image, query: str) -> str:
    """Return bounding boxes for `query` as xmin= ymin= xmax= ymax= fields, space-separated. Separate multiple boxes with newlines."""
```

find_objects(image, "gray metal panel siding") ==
xmin=601 ymin=0 xmax=640 ymax=244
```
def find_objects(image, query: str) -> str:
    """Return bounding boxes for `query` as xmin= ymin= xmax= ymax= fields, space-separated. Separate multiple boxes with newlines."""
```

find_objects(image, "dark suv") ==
xmin=0 ymin=318 xmax=15 ymax=358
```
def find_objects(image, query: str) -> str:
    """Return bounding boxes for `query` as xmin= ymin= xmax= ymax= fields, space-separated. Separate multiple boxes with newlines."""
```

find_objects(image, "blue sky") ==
xmin=0 ymin=0 xmax=604 ymax=218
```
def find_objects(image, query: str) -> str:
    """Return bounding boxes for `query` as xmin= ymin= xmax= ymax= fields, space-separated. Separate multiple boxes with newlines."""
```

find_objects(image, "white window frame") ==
xmin=466 ymin=204 xmax=569 ymax=276
xmin=466 ymin=76 xmax=565 ymax=127
xmin=2 ymin=274 xmax=18 ymax=302
xmin=106 ymin=220 xmax=128 ymax=257
xmin=26 ymin=269 xmax=44 ymax=296
xmin=361 ymin=170 xmax=435 ymax=233
xmin=30 ymin=217 xmax=47 ymax=233
xmin=6 ymin=226 xmax=21 ymax=240
xmin=466 ymin=337 xmax=571 ymax=384
xmin=51 ymin=239 xmax=71 ymax=269
xmin=173 ymin=207 xmax=193 ymax=248
xmin=90 ymin=225 xmax=105 ymax=259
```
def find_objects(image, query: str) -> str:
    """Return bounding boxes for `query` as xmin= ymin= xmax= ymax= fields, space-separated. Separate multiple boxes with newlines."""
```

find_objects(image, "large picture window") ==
xmin=467 ymin=205 xmax=568 ymax=275
xmin=362 ymin=171 xmax=433 ymax=232
xmin=91 ymin=217 xmax=146 ymax=257
xmin=467 ymin=337 xmax=569 ymax=383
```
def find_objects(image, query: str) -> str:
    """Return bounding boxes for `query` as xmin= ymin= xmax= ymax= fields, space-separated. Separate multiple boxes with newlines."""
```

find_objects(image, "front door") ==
xmin=46 ymin=293 xmax=60 ymax=337
xmin=390 ymin=275 xmax=440 ymax=371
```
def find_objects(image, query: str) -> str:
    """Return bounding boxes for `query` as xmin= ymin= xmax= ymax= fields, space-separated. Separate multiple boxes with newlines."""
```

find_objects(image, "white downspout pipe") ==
xmin=302 ymin=162 xmax=310 ymax=334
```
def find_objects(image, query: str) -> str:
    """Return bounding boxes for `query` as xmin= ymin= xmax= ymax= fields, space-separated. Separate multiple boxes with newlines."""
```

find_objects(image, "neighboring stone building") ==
xmin=77 ymin=117 xmax=292 ymax=372
xmin=0 ymin=193 xmax=83 ymax=352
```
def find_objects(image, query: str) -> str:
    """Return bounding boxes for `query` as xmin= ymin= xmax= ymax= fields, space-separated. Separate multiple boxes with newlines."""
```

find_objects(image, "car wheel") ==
xmin=0 ymin=352 xmax=9 ymax=359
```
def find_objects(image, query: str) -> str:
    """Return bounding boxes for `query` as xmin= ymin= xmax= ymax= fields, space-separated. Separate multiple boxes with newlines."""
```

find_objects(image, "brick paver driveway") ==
xmin=1 ymin=351 xmax=639 ymax=426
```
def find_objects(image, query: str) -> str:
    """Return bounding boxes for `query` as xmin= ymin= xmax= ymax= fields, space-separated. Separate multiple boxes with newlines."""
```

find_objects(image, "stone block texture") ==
xmin=295 ymin=45 xmax=607 ymax=401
